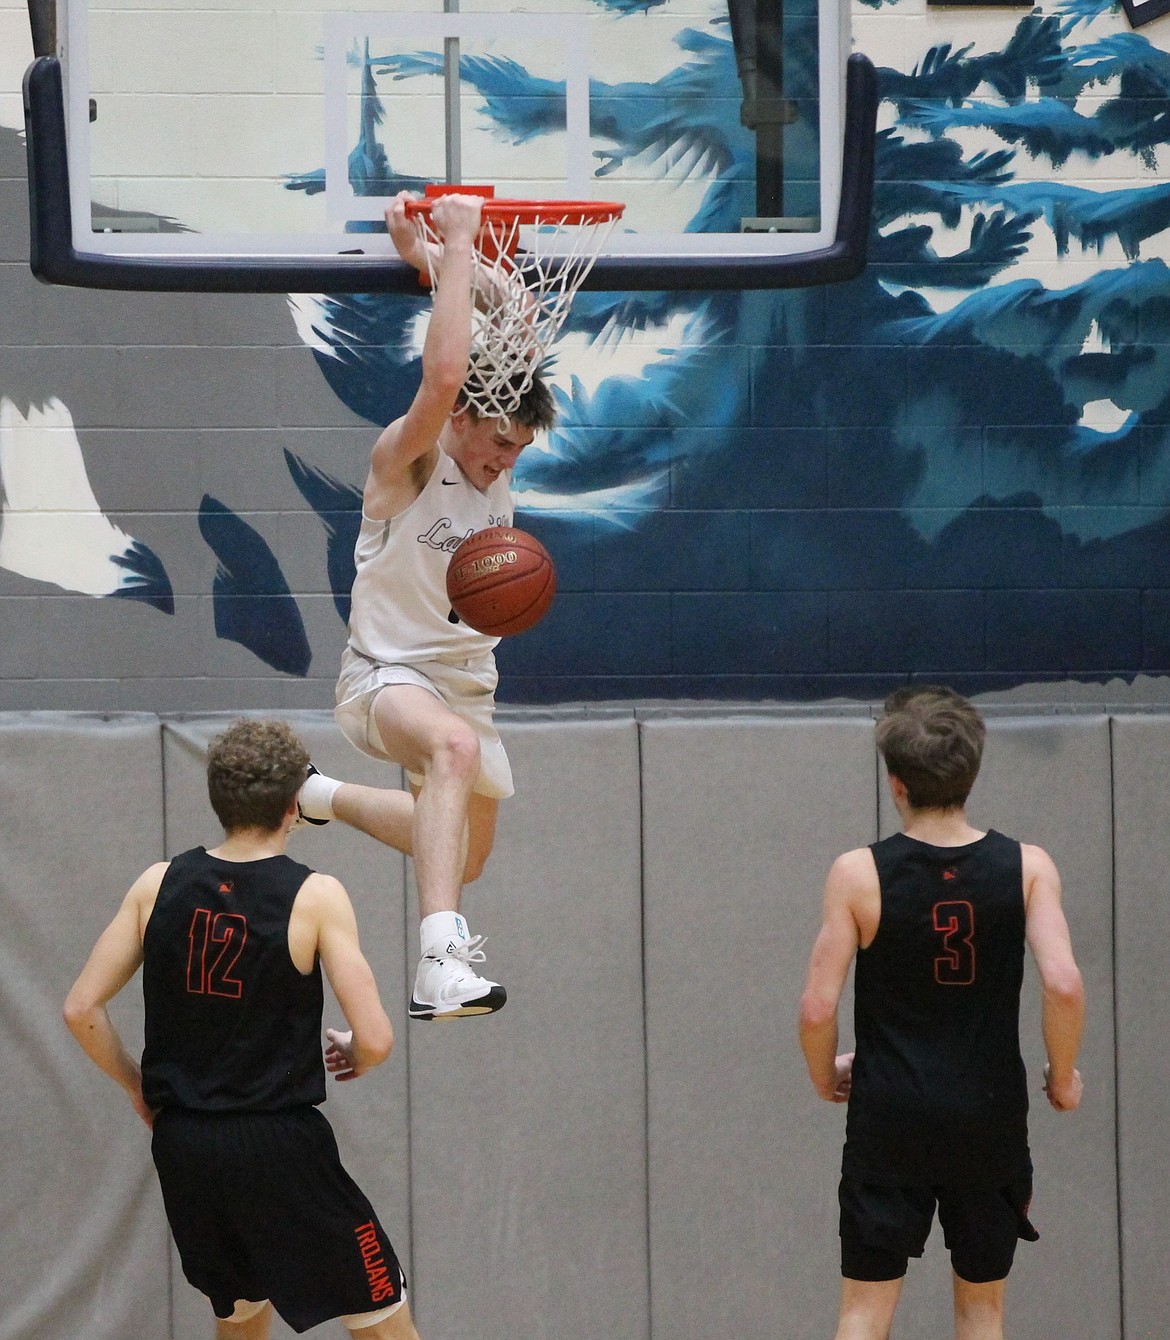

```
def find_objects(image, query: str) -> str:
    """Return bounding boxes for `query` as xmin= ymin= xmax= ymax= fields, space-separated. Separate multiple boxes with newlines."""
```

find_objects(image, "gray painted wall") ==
xmin=8 ymin=0 xmax=1170 ymax=710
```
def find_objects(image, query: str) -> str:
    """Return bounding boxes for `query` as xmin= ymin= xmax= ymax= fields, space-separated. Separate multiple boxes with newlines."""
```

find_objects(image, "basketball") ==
xmin=446 ymin=525 xmax=556 ymax=636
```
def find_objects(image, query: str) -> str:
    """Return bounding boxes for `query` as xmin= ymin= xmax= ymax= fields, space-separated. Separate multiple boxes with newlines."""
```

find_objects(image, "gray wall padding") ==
xmin=407 ymin=713 xmax=648 ymax=1340
xmin=0 ymin=713 xmax=169 ymax=1340
xmin=975 ymin=718 xmax=1118 ymax=1340
xmin=1110 ymin=715 xmax=1170 ymax=1340
xmin=641 ymin=715 xmax=878 ymax=1340
xmin=2 ymin=709 xmax=1155 ymax=1338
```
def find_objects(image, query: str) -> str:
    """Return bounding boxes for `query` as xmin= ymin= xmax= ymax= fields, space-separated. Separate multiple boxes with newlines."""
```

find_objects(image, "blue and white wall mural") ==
xmin=2 ymin=0 xmax=1170 ymax=706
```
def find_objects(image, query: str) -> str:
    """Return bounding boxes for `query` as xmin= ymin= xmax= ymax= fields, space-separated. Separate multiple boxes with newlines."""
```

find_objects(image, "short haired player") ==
xmin=64 ymin=718 xmax=419 ymax=1340
xmin=799 ymin=686 xmax=1085 ymax=1340
xmin=296 ymin=191 xmax=556 ymax=1020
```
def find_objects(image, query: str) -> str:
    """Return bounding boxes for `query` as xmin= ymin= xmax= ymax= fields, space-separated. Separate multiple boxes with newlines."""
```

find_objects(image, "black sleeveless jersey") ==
xmin=843 ymin=829 xmax=1031 ymax=1188
xmin=141 ymin=847 xmax=326 ymax=1113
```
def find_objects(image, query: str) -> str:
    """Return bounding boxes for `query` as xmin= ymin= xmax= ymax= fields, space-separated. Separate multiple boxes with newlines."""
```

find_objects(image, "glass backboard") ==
xmin=24 ymin=0 xmax=876 ymax=290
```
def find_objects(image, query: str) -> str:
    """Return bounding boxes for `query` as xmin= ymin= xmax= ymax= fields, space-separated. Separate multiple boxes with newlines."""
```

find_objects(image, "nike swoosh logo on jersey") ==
xmin=441 ymin=478 xmax=459 ymax=485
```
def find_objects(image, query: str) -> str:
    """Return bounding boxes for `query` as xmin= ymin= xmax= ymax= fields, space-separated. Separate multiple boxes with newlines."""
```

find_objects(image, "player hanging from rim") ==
xmin=296 ymin=191 xmax=556 ymax=1020
xmin=799 ymin=686 xmax=1085 ymax=1340
xmin=64 ymin=718 xmax=419 ymax=1340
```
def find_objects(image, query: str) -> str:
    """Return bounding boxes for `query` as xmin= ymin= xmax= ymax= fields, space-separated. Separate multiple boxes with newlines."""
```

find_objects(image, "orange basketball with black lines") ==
xmin=446 ymin=525 xmax=556 ymax=637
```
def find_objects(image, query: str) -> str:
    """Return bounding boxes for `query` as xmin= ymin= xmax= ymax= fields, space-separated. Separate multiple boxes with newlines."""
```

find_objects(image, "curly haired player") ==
xmin=65 ymin=719 xmax=420 ymax=1340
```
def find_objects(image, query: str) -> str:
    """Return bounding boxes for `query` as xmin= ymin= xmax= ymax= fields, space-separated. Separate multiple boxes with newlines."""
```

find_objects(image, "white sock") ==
xmin=420 ymin=910 xmax=469 ymax=958
xmin=299 ymin=770 xmax=341 ymax=821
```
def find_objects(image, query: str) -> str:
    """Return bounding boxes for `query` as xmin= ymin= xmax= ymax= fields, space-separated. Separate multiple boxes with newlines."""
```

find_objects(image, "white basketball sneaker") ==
xmin=290 ymin=763 xmax=331 ymax=832
xmin=409 ymin=934 xmax=507 ymax=1020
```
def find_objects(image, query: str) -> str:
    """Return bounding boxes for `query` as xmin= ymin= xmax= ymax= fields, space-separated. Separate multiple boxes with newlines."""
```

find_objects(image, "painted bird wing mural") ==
xmin=284 ymin=4 xmax=750 ymax=522
xmin=198 ymin=495 xmax=311 ymax=677
xmin=3 ymin=0 xmax=1168 ymax=695
xmin=275 ymin=0 xmax=1170 ymax=701
xmin=0 ymin=396 xmax=173 ymax=612
xmin=283 ymin=449 xmax=363 ymax=623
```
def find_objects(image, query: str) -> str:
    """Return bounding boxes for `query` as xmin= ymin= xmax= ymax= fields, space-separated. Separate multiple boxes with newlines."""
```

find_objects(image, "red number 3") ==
xmin=186 ymin=908 xmax=248 ymax=998
xmin=932 ymin=900 xmax=975 ymax=986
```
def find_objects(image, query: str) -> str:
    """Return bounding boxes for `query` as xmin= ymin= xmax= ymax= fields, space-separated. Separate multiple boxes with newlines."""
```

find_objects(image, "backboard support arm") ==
xmin=26 ymin=0 xmax=55 ymax=58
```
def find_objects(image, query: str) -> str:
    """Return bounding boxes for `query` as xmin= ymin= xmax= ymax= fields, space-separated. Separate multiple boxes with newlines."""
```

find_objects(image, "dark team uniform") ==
xmin=840 ymin=830 xmax=1039 ymax=1283
xmin=142 ymin=848 xmax=404 ymax=1333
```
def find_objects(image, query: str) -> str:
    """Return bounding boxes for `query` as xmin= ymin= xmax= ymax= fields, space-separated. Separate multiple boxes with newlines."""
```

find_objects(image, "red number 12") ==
xmin=186 ymin=909 xmax=248 ymax=998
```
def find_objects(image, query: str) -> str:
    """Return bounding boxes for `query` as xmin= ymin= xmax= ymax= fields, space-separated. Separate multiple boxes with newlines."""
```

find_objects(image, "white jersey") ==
xmin=346 ymin=448 xmax=514 ymax=667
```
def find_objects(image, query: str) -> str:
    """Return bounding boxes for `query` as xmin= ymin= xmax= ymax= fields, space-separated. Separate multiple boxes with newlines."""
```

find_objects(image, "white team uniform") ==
xmin=335 ymin=447 xmax=516 ymax=798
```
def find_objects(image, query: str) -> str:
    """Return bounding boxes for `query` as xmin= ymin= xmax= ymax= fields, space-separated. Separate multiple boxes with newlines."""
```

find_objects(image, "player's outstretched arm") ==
xmin=307 ymin=874 xmax=394 ymax=1080
xmin=800 ymin=849 xmax=869 ymax=1102
xmin=1023 ymin=844 xmax=1085 ymax=1112
xmin=63 ymin=863 xmax=166 ymax=1127
xmin=365 ymin=193 xmax=483 ymax=518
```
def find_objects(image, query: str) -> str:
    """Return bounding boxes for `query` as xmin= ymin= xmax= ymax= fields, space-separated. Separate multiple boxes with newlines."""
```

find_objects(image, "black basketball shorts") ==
xmin=152 ymin=1106 xmax=405 ymax=1333
xmin=838 ymin=1174 xmax=1039 ymax=1284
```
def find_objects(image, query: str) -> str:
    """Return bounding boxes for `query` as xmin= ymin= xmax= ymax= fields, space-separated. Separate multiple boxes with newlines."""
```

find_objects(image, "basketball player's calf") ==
xmin=295 ymin=695 xmax=506 ymax=1021
xmin=213 ymin=1296 xmax=422 ymax=1340
xmin=301 ymin=776 xmax=493 ymax=886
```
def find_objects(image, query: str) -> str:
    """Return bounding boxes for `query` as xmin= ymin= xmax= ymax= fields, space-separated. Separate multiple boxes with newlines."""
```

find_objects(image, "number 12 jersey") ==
xmin=141 ymin=847 xmax=326 ymax=1113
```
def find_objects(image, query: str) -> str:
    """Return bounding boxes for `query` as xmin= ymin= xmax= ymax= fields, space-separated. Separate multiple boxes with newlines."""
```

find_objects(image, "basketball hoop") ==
xmin=404 ymin=187 xmax=624 ymax=426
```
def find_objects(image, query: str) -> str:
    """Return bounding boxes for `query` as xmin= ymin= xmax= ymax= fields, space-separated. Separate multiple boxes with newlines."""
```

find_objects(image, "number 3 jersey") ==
xmin=141 ymin=847 xmax=326 ymax=1113
xmin=843 ymin=829 xmax=1031 ymax=1188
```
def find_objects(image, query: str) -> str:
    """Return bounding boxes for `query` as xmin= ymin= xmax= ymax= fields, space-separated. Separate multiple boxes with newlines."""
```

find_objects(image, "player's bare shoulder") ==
xmin=288 ymin=871 xmax=356 ymax=971
xmin=365 ymin=417 xmax=441 ymax=520
xmin=1020 ymin=841 xmax=1058 ymax=873
xmin=828 ymin=845 xmax=880 ymax=894
xmin=824 ymin=846 xmax=881 ymax=947
xmin=133 ymin=859 xmax=171 ymax=931
xmin=1020 ymin=841 xmax=1062 ymax=908
xmin=138 ymin=859 xmax=171 ymax=886
xmin=293 ymin=869 xmax=350 ymax=912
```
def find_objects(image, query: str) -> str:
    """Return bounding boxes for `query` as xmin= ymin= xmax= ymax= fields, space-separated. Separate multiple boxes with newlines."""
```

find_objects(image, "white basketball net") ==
xmin=411 ymin=204 xmax=622 ymax=426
